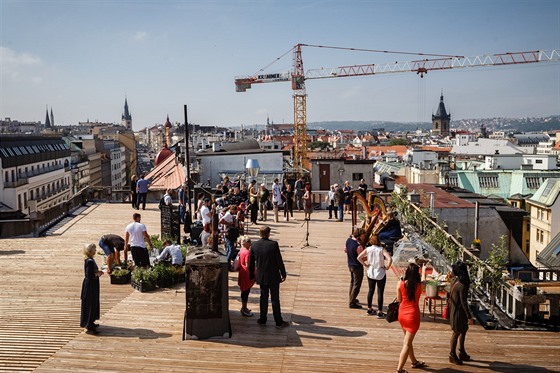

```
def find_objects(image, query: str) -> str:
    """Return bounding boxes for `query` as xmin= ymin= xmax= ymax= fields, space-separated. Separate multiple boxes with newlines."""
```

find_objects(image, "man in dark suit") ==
xmin=248 ymin=225 xmax=289 ymax=328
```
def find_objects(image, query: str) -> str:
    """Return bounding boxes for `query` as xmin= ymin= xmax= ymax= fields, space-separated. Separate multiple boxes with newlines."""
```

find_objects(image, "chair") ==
xmin=422 ymin=295 xmax=445 ymax=321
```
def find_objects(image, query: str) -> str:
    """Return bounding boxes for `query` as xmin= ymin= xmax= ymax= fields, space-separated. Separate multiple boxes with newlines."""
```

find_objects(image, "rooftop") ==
xmin=1 ymin=203 xmax=559 ymax=372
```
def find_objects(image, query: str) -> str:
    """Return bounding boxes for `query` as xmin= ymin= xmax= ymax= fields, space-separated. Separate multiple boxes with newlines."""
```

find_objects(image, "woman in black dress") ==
xmin=130 ymin=175 xmax=138 ymax=209
xmin=449 ymin=261 xmax=474 ymax=365
xmin=282 ymin=180 xmax=294 ymax=221
xmin=80 ymin=243 xmax=103 ymax=334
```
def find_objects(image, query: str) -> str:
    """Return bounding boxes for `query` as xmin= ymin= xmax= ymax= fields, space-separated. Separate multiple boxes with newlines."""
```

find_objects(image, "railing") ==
xmin=4 ymin=178 xmax=29 ymax=188
xmin=391 ymin=191 xmax=560 ymax=327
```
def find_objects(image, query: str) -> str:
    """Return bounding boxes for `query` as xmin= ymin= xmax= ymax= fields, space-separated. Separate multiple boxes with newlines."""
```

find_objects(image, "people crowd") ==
xmin=85 ymin=175 xmax=476 ymax=373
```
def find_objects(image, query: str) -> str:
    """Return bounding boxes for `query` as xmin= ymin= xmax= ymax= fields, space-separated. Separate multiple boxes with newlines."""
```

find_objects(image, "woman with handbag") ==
xmin=448 ymin=261 xmax=474 ymax=365
xmin=396 ymin=263 xmax=425 ymax=373
xmin=237 ymin=235 xmax=255 ymax=317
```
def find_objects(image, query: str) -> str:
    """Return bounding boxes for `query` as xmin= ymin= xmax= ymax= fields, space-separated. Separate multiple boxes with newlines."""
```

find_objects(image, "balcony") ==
xmin=4 ymin=178 xmax=29 ymax=188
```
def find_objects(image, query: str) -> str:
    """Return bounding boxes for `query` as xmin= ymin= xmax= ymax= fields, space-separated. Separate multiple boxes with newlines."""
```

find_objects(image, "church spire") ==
xmin=121 ymin=97 xmax=132 ymax=129
xmin=50 ymin=107 xmax=54 ymax=127
xmin=44 ymin=106 xmax=51 ymax=129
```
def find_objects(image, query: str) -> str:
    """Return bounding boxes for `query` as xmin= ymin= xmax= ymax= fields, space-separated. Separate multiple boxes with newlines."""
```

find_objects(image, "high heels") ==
xmin=449 ymin=352 xmax=463 ymax=365
xmin=459 ymin=350 xmax=471 ymax=361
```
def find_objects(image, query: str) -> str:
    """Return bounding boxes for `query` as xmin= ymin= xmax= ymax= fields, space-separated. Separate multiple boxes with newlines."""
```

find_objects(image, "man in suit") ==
xmin=248 ymin=225 xmax=289 ymax=328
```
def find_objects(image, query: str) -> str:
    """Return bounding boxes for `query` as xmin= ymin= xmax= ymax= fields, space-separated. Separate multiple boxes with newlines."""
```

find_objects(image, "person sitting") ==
xmin=200 ymin=222 xmax=212 ymax=247
xmin=156 ymin=239 xmax=183 ymax=267
xmin=378 ymin=211 xmax=402 ymax=255
xmin=98 ymin=234 xmax=125 ymax=274
xmin=237 ymin=202 xmax=246 ymax=234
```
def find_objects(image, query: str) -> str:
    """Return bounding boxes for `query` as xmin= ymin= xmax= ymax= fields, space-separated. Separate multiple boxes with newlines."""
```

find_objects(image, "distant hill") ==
xmin=309 ymin=115 xmax=560 ymax=133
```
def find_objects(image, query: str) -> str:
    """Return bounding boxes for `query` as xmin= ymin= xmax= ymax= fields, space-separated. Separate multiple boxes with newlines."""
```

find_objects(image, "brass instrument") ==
xmin=352 ymin=191 xmax=388 ymax=245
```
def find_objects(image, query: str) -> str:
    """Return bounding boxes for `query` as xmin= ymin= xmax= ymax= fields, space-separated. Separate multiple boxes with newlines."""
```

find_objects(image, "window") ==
xmin=352 ymin=173 xmax=364 ymax=181
xmin=525 ymin=176 xmax=541 ymax=189
xmin=526 ymin=222 xmax=530 ymax=231
xmin=536 ymin=159 xmax=543 ymax=164
xmin=478 ymin=173 xmax=499 ymax=188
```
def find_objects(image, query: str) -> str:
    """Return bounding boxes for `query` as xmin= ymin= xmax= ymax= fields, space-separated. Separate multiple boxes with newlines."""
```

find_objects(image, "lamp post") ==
xmin=246 ymin=159 xmax=260 ymax=179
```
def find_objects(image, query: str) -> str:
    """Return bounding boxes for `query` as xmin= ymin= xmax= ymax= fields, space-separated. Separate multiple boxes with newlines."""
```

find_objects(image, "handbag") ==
xmin=232 ymin=253 xmax=240 ymax=272
xmin=442 ymin=281 xmax=459 ymax=320
xmin=386 ymin=298 xmax=400 ymax=323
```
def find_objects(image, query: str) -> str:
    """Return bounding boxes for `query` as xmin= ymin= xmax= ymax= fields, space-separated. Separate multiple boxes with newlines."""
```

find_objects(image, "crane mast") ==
xmin=292 ymin=44 xmax=307 ymax=172
xmin=235 ymin=46 xmax=560 ymax=174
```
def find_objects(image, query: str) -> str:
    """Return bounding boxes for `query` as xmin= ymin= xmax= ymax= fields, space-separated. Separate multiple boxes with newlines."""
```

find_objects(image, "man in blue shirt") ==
xmin=136 ymin=174 xmax=151 ymax=210
xmin=345 ymin=227 xmax=366 ymax=309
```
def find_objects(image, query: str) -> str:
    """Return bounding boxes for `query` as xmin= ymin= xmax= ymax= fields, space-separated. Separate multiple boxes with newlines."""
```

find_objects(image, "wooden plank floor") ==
xmin=1 ymin=204 xmax=559 ymax=372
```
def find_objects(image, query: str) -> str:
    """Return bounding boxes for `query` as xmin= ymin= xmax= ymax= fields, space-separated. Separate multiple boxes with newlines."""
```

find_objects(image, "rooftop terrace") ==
xmin=0 ymin=203 xmax=559 ymax=372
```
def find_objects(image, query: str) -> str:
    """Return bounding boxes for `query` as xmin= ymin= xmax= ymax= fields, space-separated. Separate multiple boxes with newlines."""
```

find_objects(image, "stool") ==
xmin=422 ymin=295 xmax=445 ymax=321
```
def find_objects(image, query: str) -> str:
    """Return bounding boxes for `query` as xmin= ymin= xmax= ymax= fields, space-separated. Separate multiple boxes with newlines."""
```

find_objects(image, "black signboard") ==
xmin=160 ymin=205 xmax=180 ymax=242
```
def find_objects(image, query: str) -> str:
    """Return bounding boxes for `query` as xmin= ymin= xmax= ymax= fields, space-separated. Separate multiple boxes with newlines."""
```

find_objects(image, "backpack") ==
xmin=159 ymin=196 xmax=165 ymax=210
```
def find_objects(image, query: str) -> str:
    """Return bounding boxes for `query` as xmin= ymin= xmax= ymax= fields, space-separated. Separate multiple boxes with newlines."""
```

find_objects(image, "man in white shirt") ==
xmin=157 ymin=239 xmax=183 ymax=267
xmin=163 ymin=189 xmax=173 ymax=206
xmin=272 ymin=178 xmax=283 ymax=223
xmin=219 ymin=205 xmax=239 ymax=270
xmin=200 ymin=198 xmax=212 ymax=226
xmin=124 ymin=213 xmax=153 ymax=268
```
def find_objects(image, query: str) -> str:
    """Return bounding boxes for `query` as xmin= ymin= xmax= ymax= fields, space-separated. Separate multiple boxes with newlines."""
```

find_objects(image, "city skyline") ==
xmin=1 ymin=0 xmax=559 ymax=130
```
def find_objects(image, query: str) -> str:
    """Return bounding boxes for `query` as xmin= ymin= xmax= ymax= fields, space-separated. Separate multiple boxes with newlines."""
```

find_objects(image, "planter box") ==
xmin=131 ymin=279 xmax=156 ymax=292
xmin=110 ymin=272 xmax=131 ymax=285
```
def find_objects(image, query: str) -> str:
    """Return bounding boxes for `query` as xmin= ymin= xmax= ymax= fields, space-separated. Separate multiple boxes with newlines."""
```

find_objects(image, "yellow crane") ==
xmin=235 ymin=44 xmax=560 ymax=173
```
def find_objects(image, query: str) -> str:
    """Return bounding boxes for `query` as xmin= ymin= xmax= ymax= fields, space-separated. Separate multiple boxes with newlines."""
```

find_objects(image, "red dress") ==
xmin=237 ymin=247 xmax=255 ymax=292
xmin=398 ymin=281 xmax=421 ymax=334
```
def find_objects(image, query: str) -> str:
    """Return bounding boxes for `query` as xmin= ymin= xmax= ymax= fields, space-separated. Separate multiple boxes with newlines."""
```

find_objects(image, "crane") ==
xmin=235 ymin=44 xmax=560 ymax=173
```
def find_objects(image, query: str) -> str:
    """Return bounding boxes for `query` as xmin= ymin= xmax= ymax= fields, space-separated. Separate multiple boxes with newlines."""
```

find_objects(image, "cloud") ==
xmin=0 ymin=46 xmax=42 ymax=67
xmin=0 ymin=46 xmax=43 ymax=84
xmin=134 ymin=31 xmax=147 ymax=41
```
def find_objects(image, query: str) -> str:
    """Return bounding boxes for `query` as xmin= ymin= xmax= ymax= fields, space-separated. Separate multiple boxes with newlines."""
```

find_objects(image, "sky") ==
xmin=1 ymin=0 xmax=559 ymax=131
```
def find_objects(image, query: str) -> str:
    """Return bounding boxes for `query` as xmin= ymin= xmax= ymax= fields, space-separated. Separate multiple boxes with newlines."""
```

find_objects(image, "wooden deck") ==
xmin=0 ymin=203 xmax=559 ymax=372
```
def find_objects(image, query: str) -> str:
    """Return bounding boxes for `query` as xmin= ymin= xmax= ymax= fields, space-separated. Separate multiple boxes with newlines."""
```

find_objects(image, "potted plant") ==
xmin=471 ymin=238 xmax=481 ymax=251
xmin=131 ymin=267 xmax=156 ymax=292
xmin=152 ymin=262 xmax=174 ymax=288
xmin=110 ymin=268 xmax=131 ymax=285
xmin=425 ymin=280 xmax=439 ymax=298
xmin=483 ymin=236 xmax=509 ymax=322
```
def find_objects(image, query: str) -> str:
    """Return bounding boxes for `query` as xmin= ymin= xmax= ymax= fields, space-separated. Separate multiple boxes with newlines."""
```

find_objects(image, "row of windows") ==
xmin=535 ymin=207 xmax=549 ymax=221
xmin=4 ymin=160 xmax=68 ymax=182
xmin=0 ymin=143 xmax=67 ymax=158
xmin=478 ymin=176 xmax=499 ymax=188
xmin=17 ymin=177 xmax=70 ymax=210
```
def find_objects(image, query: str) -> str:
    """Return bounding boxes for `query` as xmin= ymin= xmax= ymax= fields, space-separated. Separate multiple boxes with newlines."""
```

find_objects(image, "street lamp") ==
xmin=246 ymin=159 xmax=260 ymax=178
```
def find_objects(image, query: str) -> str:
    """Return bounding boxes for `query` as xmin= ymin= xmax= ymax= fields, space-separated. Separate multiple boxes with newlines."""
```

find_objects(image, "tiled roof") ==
xmin=145 ymin=154 xmax=186 ymax=191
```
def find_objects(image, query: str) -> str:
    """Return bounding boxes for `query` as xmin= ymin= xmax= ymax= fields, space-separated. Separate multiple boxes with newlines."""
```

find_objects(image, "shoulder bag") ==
xmin=386 ymin=298 xmax=400 ymax=323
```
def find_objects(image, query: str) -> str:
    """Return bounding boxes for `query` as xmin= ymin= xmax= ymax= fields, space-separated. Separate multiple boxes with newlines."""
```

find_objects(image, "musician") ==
xmin=378 ymin=211 xmax=402 ymax=255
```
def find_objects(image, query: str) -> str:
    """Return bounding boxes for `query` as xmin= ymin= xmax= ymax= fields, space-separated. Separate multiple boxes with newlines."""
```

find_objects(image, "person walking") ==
xmin=449 ymin=261 xmax=474 ymax=365
xmin=303 ymin=183 xmax=313 ymax=220
xmin=136 ymin=174 xmax=151 ymax=210
xmin=219 ymin=205 xmax=239 ymax=270
xmin=130 ymin=175 xmax=138 ymax=209
xmin=343 ymin=181 xmax=352 ymax=215
xmin=357 ymin=235 xmax=392 ymax=318
xmin=345 ymin=228 xmax=366 ymax=309
xmin=272 ymin=178 xmax=282 ymax=223
xmin=335 ymin=184 xmax=345 ymax=222
xmin=326 ymin=184 xmax=337 ymax=219
xmin=282 ymin=180 xmax=294 ymax=222
xmin=396 ymin=263 xmax=425 ymax=373
xmin=249 ymin=180 xmax=259 ymax=225
xmin=248 ymin=225 xmax=289 ymax=328
xmin=80 ymin=243 xmax=103 ymax=335
xmin=237 ymin=235 xmax=255 ymax=317
xmin=258 ymin=183 xmax=270 ymax=222
xmin=294 ymin=176 xmax=305 ymax=211
xmin=124 ymin=213 xmax=153 ymax=268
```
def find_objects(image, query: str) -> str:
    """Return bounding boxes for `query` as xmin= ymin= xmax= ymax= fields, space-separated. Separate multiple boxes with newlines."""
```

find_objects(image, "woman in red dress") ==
xmin=237 ymin=235 xmax=255 ymax=317
xmin=396 ymin=263 xmax=425 ymax=373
